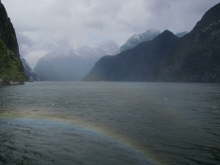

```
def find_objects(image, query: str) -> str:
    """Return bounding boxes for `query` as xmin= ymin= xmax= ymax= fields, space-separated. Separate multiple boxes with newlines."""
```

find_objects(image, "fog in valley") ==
xmin=2 ymin=0 xmax=220 ymax=80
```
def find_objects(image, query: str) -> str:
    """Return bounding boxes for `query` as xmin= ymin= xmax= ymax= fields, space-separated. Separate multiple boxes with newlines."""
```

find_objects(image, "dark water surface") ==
xmin=0 ymin=82 xmax=220 ymax=165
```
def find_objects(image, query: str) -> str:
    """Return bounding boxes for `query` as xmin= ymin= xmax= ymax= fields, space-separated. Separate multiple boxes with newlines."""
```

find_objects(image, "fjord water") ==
xmin=0 ymin=82 xmax=220 ymax=165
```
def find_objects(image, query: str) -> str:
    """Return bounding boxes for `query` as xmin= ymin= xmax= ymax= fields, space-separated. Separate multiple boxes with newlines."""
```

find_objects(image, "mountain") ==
xmin=169 ymin=3 xmax=220 ymax=82
xmin=176 ymin=32 xmax=188 ymax=37
xmin=85 ymin=30 xmax=179 ymax=81
xmin=34 ymin=52 xmax=97 ymax=81
xmin=21 ymin=58 xmax=39 ymax=81
xmin=0 ymin=1 xmax=26 ymax=85
xmin=34 ymin=42 xmax=119 ymax=81
xmin=85 ymin=3 xmax=220 ymax=82
xmin=120 ymin=30 xmax=160 ymax=52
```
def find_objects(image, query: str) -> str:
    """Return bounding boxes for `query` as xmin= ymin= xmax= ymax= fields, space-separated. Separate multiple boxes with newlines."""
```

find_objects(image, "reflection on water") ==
xmin=0 ymin=82 xmax=220 ymax=165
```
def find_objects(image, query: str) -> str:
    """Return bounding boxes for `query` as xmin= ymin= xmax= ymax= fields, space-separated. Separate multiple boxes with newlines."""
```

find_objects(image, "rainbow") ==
xmin=0 ymin=108 xmax=164 ymax=165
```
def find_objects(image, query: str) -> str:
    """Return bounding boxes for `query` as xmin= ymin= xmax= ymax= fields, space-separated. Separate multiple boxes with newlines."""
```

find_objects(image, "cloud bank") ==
xmin=2 ymin=0 xmax=219 ymax=67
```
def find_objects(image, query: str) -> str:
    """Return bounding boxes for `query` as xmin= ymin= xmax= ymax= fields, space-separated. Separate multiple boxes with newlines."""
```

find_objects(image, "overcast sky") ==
xmin=2 ymin=0 xmax=220 ymax=67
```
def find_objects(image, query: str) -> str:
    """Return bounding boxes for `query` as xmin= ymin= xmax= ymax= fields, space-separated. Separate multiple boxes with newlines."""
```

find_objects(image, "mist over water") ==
xmin=0 ymin=82 xmax=220 ymax=165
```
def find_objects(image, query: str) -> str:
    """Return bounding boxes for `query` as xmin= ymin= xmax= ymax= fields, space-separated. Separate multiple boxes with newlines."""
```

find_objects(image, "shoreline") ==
xmin=0 ymin=79 xmax=24 ymax=86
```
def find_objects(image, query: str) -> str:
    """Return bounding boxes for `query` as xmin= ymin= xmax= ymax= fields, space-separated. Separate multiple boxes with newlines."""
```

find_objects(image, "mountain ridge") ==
xmin=85 ymin=30 xmax=179 ymax=81
xmin=85 ymin=3 xmax=220 ymax=82
xmin=120 ymin=30 xmax=160 ymax=52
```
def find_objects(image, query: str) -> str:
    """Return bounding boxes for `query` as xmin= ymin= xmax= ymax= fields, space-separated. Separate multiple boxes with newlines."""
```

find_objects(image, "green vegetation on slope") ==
xmin=0 ymin=1 xmax=26 ymax=84
xmin=0 ymin=40 xmax=26 ymax=83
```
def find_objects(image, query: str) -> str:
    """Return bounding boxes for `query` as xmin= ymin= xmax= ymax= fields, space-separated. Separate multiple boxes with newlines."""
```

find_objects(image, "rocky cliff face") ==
xmin=0 ymin=1 xmax=26 ymax=84
xmin=85 ymin=30 xmax=179 ymax=81
xmin=169 ymin=3 xmax=220 ymax=82
xmin=85 ymin=3 xmax=220 ymax=82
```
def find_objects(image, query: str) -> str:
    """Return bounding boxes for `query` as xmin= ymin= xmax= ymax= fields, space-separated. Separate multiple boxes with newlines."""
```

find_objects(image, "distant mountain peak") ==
xmin=120 ymin=29 xmax=160 ymax=52
xmin=154 ymin=30 xmax=178 ymax=42
xmin=158 ymin=30 xmax=175 ymax=37
xmin=86 ymin=3 xmax=220 ymax=82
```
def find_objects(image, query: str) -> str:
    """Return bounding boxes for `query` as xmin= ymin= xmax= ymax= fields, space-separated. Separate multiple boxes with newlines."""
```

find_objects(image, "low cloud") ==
xmin=2 ymin=0 xmax=219 ymax=67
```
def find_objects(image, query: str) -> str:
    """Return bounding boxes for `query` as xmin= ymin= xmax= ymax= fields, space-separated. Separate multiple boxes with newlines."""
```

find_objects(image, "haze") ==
xmin=2 ymin=0 xmax=219 ymax=67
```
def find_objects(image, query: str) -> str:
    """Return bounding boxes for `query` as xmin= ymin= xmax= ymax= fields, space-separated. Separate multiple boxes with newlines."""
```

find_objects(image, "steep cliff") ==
xmin=168 ymin=3 xmax=220 ymax=82
xmin=86 ymin=3 xmax=220 ymax=82
xmin=0 ymin=1 xmax=26 ymax=84
xmin=85 ymin=30 xmax=179 ymax=81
